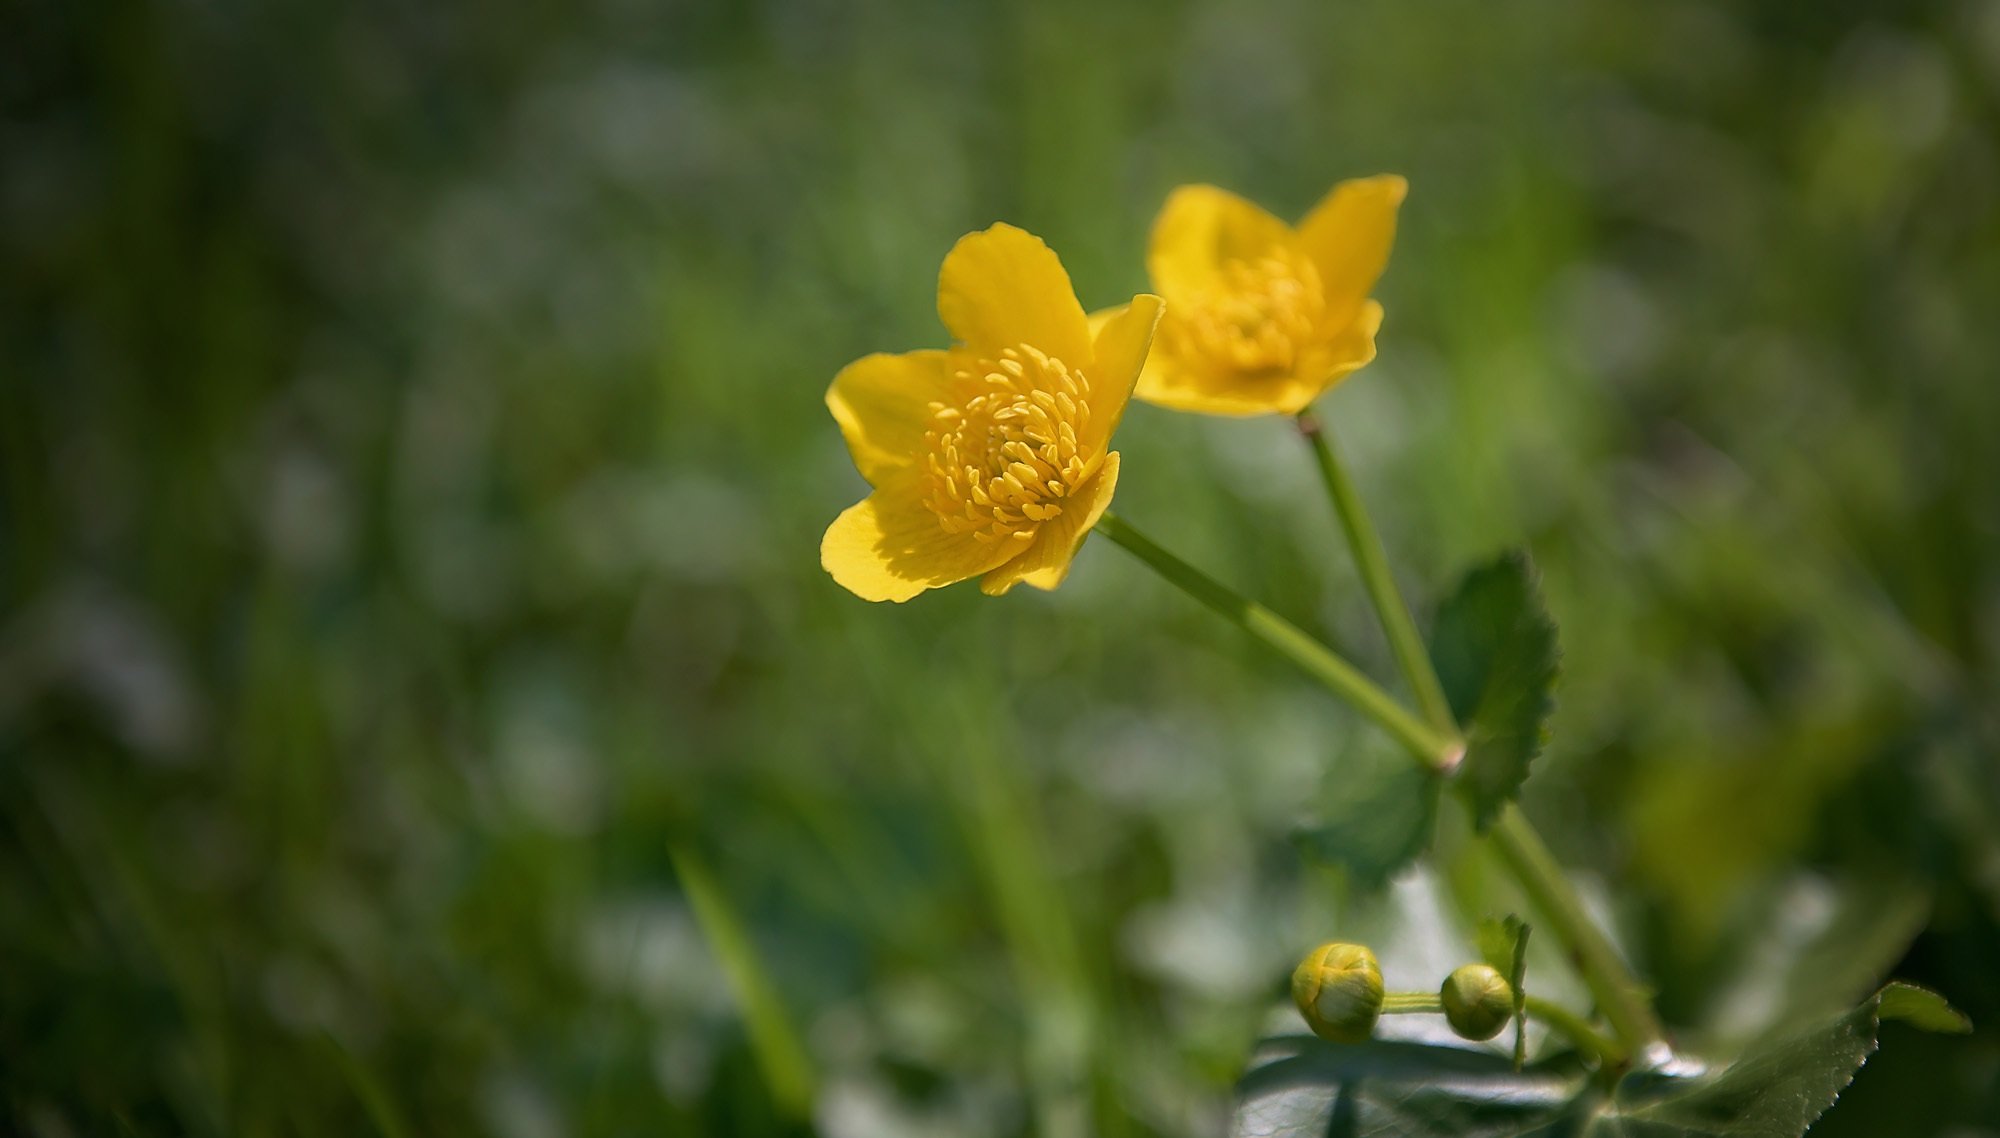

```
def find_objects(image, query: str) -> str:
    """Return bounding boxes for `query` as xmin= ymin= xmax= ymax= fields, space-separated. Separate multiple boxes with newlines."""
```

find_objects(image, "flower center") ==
xmin=922 ymin=344 xmax=1094 ymax=544
xmin=1165 ymin=248 xmax=1327 ymax=377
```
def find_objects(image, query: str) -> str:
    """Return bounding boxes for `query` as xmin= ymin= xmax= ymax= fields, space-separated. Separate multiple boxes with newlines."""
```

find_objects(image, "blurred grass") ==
xmin=4 ymin=0 xmax=1999 ymax=1133
xmin=668 ymin=838 xmax=815 ymax=1122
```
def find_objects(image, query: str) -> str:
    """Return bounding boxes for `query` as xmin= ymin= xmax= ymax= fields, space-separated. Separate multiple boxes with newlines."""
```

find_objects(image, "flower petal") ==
xmin=826 ymin=350 xmax=951 ymax=484
xmin=1133 ymin=301 xmax=1383 ymax=418
xmin=1147 ymin=185 xmax=1293 ymax=304
xmin=980 ymin=452 xmax=1120 ymax=595
xmin=937 ymin=223 xmax=1092 ymax=368
xmin=1086 ymin=304 xmax=1124 ymax=340
xmin=1134 ymin=361 xmax=1311 ymax=417
xmin=822 ymin=473 xmax=1030 ymax=602
xmin=1309 ymin=298 xmax=1383 ymax=402
xmin=1081 ymin=294 xmax=1162 ymax=453
xmin=1296 ymin=175 xmax=1406 ymax=321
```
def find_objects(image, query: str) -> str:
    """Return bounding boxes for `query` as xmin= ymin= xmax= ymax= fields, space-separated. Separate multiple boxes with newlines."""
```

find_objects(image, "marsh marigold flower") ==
xmin=1108 ymin=176 xmax=1405 ymax=417
xmin=821 ymin=224 xmax=1162 ymax=602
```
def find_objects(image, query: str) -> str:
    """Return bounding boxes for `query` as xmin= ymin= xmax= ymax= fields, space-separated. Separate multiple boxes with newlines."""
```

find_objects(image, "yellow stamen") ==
xmin=1162 ymin=248 xmax=1328 ymax=378
xmin=921 ymin=345 xmax=1095 ymax=542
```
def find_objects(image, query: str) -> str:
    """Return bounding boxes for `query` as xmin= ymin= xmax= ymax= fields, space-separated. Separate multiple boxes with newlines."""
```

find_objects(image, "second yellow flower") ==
xmin=1110 ymin=176 xmax=1406 ymax=417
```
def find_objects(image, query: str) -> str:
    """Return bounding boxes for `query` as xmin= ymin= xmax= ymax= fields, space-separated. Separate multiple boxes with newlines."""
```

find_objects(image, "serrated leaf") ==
xmin=1430 ymin=552 xmax=1559 ymax=831
xmin=1581 ymin=982 xmax=1972 ymax=1137
xmin=1294 ymin=735 xmax=1442 ymax=892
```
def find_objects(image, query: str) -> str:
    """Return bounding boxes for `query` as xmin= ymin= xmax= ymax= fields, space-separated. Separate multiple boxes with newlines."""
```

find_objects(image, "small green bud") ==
xmin=1440 ymin=963 xmax=1515 ymax=1041
xmin=1291 ymin=942 xmax=1384 ymax=1044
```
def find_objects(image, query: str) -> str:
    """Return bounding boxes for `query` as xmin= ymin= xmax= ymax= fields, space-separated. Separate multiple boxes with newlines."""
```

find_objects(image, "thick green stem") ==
xmin=1488 ymin=804 xmax=1664 ymax=1056
xmin=1094 ymin=512 xmax=1460 ymax=771
xmin=1523 ymin=995 xmax=1624 ymax=1069
xmin=1296 ymin=413 xmax=1458 ymax=739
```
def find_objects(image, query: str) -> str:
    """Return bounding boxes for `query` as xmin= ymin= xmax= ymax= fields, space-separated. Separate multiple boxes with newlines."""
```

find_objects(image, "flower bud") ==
xmin=1291 ymin=942 xmax=1384 ymax=1044
xmin=1440 ymin=963 xmax=1515 ymax=1041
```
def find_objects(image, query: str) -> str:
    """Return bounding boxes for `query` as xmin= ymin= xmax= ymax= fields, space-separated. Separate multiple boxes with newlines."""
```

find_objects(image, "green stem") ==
xmin=1392 ymin=988 xmax=1624 ymax=1072
xmin=1097 ymin=505 xmax=1667 ymax=1061
xmin=1380 ymin=992 xmax=1444 ymax=1014
xmin=1296 ymin=413 xmax=1458 ymax=738
xmin=1383 ymin=989 xmax=1621 ymax=1067
xmin=1524 ymin=995 xmax=1624 ymax=1069
xmin=1095 ymin=512 xmax=1460 ymax=771
xmin=1292 ymin=407 xmax=1666 ymax=1061
xmin=1488 ymin=804 xmax=1664 ymax=1056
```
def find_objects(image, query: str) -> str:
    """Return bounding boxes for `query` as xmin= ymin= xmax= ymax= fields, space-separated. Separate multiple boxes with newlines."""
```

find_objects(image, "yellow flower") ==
xmin=1113 ymin=176 xmax=1405 ymax=417
xmin=821 ymin=224 xmax=1163 ymax=602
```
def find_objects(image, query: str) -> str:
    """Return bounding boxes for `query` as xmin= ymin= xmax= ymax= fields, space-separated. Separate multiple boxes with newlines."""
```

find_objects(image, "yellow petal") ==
xmin=1306 ymin=298 xmax=1384 ymax=404
xmin=1134 ymin=301 xmax=1383 ymax=418
xmin=1086 ymin=303 xmax=1123 ymax=340
xmin=980 ymin=452 xmax=1120 ymax=595
xmin=1296 ymin=175 xmax=1406 ymax=320
xmin=826 ymin=350 xmax=951 ymax=484
xmin=1147 ymin=185 xmax=1293 ymax=304
xmin=1134 ymin=362 xmax=1311 ymax=417
xmin=1081 ymin=294 xmax=1162 ymax=452
xmin=937 ymin=223 xmax=1092 ymax=368
xmin=822 ymin=473 xmax=1029 ymax=602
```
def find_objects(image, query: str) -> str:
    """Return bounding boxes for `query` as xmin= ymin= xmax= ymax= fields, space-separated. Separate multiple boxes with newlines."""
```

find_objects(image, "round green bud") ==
xmin=1291 ymin=942 xmax=1384 ymax=1044
xmin=1440 ymin=963 xmax=1515 ymax=1041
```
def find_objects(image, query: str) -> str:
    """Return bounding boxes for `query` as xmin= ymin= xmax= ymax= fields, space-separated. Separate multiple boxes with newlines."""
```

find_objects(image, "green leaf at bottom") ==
xmin=1231 ymin=983 xmax=1969 ymax=1138
xmin=1232 ymin=1035 xmax=1586 ymax=1138
xmin=1584 ymin=982 xmax=1970 ymax=1137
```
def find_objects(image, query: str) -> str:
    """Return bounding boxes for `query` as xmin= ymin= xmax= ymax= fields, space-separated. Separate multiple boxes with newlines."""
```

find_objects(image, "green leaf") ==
xmin=1581 ymin=982 xmax=1972 ymax=1137
xmin=1232 ymin=984 xmax=1971 ymax=1138
xmin=1476 ymin=914 xmax=1531 ymax=998
xmin=1475 ymin=914 xmax=1523 ymax=977
xmin=1294 ymin=735 xmax=1442 ymax=892
xmin=1875 ymin=982 xmax=1970 ymax=1034
xmin=1231 ymin=1034 xmax=1587 ymax=1138
xmin=1476 ymin=915 xmax=1532 ymax=1069
xmin=1429 ymin=552 xmax=1559 ymax=831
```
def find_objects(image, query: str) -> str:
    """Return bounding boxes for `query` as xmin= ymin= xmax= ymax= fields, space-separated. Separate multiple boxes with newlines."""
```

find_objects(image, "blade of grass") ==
xmin=668 ymin=839 xmax=817 ymax=1121
xmin=320 ymin=1032 xmax=413 ymax=1138
xmin=945 ymin=692 xmax=1105 ymax=1138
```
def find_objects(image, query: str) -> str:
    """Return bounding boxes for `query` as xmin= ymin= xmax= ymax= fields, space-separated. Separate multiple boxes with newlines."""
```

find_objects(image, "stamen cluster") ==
xmin=1163 ymin=248 xmax=1328 ymax=376
xmin=923 ymin=345 xmax=1094 ymax=544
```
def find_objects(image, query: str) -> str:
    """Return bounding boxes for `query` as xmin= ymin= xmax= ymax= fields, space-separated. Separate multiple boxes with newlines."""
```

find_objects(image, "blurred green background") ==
xmin=5 ymin=0 xmax=2000 ymax=1133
